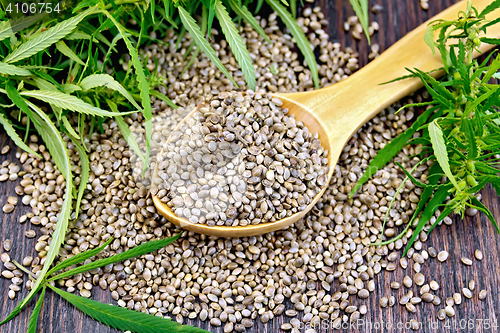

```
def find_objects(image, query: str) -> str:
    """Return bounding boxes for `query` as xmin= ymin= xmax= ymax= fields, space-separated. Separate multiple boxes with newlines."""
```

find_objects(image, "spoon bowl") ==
xmin=153 ymin=0 xmax=500 ymax=237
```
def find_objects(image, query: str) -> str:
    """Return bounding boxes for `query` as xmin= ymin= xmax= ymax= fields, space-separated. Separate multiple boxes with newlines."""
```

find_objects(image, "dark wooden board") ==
xmin=0 ymin=0 xmax=499 ymax=332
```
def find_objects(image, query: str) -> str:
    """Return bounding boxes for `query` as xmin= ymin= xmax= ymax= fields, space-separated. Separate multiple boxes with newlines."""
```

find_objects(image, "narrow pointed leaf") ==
xmin=403 ymin=163 xmax=447 ymax=255
xmin=470 ymin=197 xmax=500 ymax=233
xmin=267 ymin=0 xmax=319 ymax=89
xmin=27 ymin=287 xmax=46 ymax=333
xmin=227 ymin=0 xmax=271 ymax=43
xmin=424 ymin=26 xmax=436 ymax=56
xmin=0 ymin=113 xmax=41 ymax=159
xmin=72 ymin=139 xmax=90 ymax=219
xmin=50 ymin=233 xmax=182 ymax=281
xmin=0 ymin=285 xmax=43 ymax=325
xmin=429 ymin=120 xmax=459 ymax=190
xmin=103 ymin=11 xmax=153 ymax=155
xmin=80 ymin=74 xmax=141 ymax=110
xmin=177 ymin=6 xmax=238 ymax=88
xmin=0 ymin=63 xmax=32 ymax=76
xmin=3 ymin=7 xmax=98 ymax=63
xmin=62 ymin=116 xmax=81 ymax=140
xmin=214 ymin=0 xmax=255 ymax=90
xmin=114 ymin=115 xmax=147 ymax=165
xmin=48 ymin=285 xmax=209 ymax=333
xmin=20 ymin=100 xmax=74 ymax=313
xmin=149 ymin=90 xmax=177 ymax=109
xmin=427 ymin=205 xmax=454 ymax=234
xmin=47 ymin=238 xmax=113 ymax=277
xmin=20 ymin=90 xmax=133 ymax=117
xmin=479 ymin=0 xmax=500 ymax=18
xmin=351 ymin=106 xmax=436 ymax=196
xmin=55 ymin=41 xmax=85 ymax=65
xmin=0 ymin=14 xmax=45 ymax=42
xmin=462 ymin=117 xmax=478 ymax=159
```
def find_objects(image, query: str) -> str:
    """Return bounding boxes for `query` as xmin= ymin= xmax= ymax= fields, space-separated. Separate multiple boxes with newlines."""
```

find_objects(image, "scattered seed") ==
xmin=410 ymin=319 xmax=420 ymax=330
xmin=468 ymin=280 xmax=475 ymax=291
xmin=437 ymin=251 xmax=449 ymax=262
xmin=479 ymin=290 xmax=487 ymax=300
xmin=430 ymin=280 xmax=439 ymax=291
xmin=380 ymin=297 xmax=388 ymax=308
xmin=414 ymin=273 xmax=425 ymax=286
xmin=390 ymin=282 xmax=400 ymax=290
xmin=445 ymin=306 xmax=455 ymax=317
xmin=403 ymin=276 xmax=412 ymax=288
xmin=446 ymin=297 xmax=455 ymax=307
xmin=3 ymin=240 xmax=11 ymax=252
xmin=475 ymin=249 xmax=483 ymax=261
xmin=453 ymin=293 xmax=462 ymax=305
xmin=461 ymin=257 xmax=473 ymax=266
xmin=388 ymin=296 xmax=396 ymax=307
xmin=462 ymin=288 xmax=472 ymax=299
xmin=437 ymin=309 xmax=446 ymax=320
xmin=422 ymin=293 xmax=434 ymax=303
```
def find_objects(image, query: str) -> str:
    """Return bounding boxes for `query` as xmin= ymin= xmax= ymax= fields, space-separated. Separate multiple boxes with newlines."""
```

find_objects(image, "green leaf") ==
xmin=424 ymin=26 xmax=436 ymax=56
xmin=481 ymin=54 xmax=500 ymax=83
xmin=214 ymin=0 xmax=255 ymax=90
xmin=55 ymin=41 xmax=85 ymax=65
xmin=427 ymin=205 xmax=454 ymax=234
xmin=349 ymin=0 xmax=370 ymax=42
xmin=465 ymin=86 xmax=499 ymax=116
xmin=21 ymin=100 xmax=74 ymax=315
xmin=479 ymin=0 xmax=500 ymax=18
xmin=469 ymin=196 xmax=499 ymax=233
xmin=149 ymin=90 xmax=178 ymax=109
xmin=429 ymin=120 xmax=459 ymax=190
xmin=4 ymin=79 xmax=41 ymax=127
xmin=19 ymin=90 xmax=131 ymax=117
xmin=62 ymin=116 xmax=81 ymax=140
xmin=65 ymin=30 xmax=92 ymax=40
xmin=62 ymin=84 xmax=82 ymax=94
xmin=0 ymin=112 xmax=41 ymax=159
xmin=80 ymin=74 xmax=141 ymax=110
xmin=177 ymin=6 xmax=239 ymax=88
xmin=27 ymin=287 xmax=45 ymax=333
xmin=267 ymin=0 xmax=319 ymax=89
xmin=48 ymin=285 xmax=209 ymax=333
xmin=403 ymin=163 xmax=445 ymax=255
xmin=49 ymin=233 xmax=182 ymax=281
xmin=0 ymin=62 xmax=32 ymax=76
xmin=414 ymin=68 xmax=456 ymax=102
xmin=114 ymin=115 xmax=147 ymax=165
xmin=3 ymin=7 xmax=98 ymax=63
xmin=72 ymin=139 xmax=89 ymax=219
xmin=103 ymin=11 xmax=153 ymax=159
xmin=0 ymin=14 xmax=45 ymax=42
xmin=227 ymin=0 xmax=271 ymax=44
xmin=462 ymin=118 xmax=478 ymax=159
xmin=0 ymin=285 xmax=43 ymax=325
xmin=47 ymin=238 xmax=113 ymax=277
xmin=350 ymin=106 xmax=436 ymax=196
xmin=480 ymin=37 xmax=500 ymax=45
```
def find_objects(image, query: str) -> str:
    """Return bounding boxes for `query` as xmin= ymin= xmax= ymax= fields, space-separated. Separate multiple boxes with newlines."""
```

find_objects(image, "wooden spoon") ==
xmin=153 ymin=0 xmax=500 ymax=237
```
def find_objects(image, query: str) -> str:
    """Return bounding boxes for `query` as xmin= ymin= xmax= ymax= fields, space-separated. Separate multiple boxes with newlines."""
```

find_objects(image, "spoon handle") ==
xmin=280 ymin=0 xmax=500 ymax=153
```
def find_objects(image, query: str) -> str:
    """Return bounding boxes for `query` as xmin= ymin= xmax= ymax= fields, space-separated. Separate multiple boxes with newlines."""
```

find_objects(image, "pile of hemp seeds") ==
xmin=153 ymin=91 xmax=330 ymax=227
xmin=0 ymin=5 xmax=489 ymax=333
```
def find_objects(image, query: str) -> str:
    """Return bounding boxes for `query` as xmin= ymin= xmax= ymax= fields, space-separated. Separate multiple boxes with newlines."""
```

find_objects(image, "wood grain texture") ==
xmin=0 ymin=1 xmax=499 ymax=332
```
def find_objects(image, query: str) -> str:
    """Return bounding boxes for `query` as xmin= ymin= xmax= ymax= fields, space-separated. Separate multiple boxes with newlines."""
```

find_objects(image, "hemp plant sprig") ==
xmin=0 ymin=233 xmax=210 ymax=333
xmin=352 ymin=0 xmax=500 ymax=254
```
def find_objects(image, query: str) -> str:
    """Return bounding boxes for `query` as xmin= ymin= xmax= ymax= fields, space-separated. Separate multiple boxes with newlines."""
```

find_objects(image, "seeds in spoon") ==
xmin=156 ymin=91 xmax=329 ymax=227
